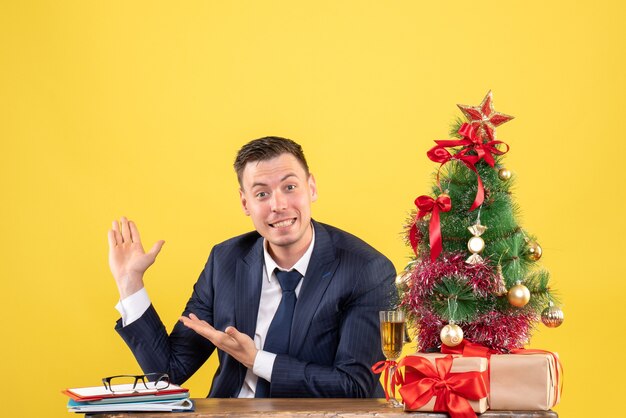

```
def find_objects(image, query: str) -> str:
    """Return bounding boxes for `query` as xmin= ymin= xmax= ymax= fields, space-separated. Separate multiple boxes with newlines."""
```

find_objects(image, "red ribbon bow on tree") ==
xmin=397 ymin=355 xmax=487 ymax=418
xmin=412 ymin=194 xmax=452 ymax=261
xmin=427 ymin=123 xmax=509 ymax=211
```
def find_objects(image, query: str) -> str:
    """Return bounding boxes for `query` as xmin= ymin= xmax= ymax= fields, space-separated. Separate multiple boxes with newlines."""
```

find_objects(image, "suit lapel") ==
xmin=234 ymin=237 xmax=264 ymax=339
xmin=290 ymin=221 xmax=338 ymax=356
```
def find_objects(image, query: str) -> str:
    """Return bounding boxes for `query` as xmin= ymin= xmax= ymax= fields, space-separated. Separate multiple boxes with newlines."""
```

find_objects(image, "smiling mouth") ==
xmin=269 ymin=218 xmax=296 ymax=228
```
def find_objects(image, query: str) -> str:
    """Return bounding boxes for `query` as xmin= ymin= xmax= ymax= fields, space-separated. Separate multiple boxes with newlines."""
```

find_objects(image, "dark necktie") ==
xmin=255 ymin=269 xmax=302 ymax=398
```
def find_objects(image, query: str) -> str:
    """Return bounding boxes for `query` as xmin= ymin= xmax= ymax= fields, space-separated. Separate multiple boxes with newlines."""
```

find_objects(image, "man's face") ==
xmin=239 ymin=153 xmax=318 ymax=255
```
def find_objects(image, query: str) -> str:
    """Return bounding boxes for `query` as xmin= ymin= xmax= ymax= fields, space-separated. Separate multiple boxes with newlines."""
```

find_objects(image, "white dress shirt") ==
xmin=115 ymin=227 xmax=315 ymax=398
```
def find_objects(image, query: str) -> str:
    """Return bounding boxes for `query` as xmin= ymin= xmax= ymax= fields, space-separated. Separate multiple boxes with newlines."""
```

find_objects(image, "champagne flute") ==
xmin=379 ymin=310 xmax=405 ymax=407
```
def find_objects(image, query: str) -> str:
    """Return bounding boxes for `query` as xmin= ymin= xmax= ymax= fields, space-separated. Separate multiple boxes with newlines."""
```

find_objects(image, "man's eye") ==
xmin=256 ymin=192 xmax=268 ymax=198
xmin=286 ymin=185 xmax=297 ymax=191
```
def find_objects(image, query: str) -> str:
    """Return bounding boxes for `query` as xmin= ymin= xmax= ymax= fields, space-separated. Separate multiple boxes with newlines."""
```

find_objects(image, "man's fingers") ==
xmin=181 ymin=314 xmax=212 ymax=331
xmin=129 ymin=221 xmax=142 ymax=244
xmin=189 ymin=314 xmax=212 ymax=328
xmin=148 ymin=240 xmax=165 ymax=258
xmin=108 ymin=230 xmax=117 ymax=248
xmin=225 ymin=326 xmax=241 ymax=339
xmin=179 ymin=316 xmax=193 ymax=327
xmin=225 ymin=327 xmax=250 ymax=348
xmin=180 ymin=317 xmax=254 ymax=365
xmin=179 ymin=316 xmax=202 ymax=333
xmin=112 ymin=220 xmax=123 ymax=244
xmin=121 ymin=216 xmax=131 ymax=243
xmin=223 ymin=326 xmax=256 ymax=368
xmin=180 ymin=315 xmax=236 ymax=345
xmin=181 ymin=318 xmax=216 ymax=342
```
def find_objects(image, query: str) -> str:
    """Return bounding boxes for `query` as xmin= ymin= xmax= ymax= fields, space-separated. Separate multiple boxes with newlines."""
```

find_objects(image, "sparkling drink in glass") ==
xmin=381 ymin=320 xmax=404 ymax=360
xmin=379 ymin=310 xmax=405 ymax=407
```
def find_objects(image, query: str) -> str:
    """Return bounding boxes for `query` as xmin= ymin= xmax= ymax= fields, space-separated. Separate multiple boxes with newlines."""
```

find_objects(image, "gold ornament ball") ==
xmin=440 ymin=324 xmax=464 ymax=347
xmin=467 ymin=236 xmax=485 ymax=253
xmin=526 ymin=241 xmax=543 ymax=261
xmin=508 ymin=283 xmax=531 ymax=307
xmin=498 ymin=168 xmax=512 ymax=181
xmin=438 ymin=192 xmax=450 ymax=200
xmin=541 ymin=305 xmax=565 ymax=328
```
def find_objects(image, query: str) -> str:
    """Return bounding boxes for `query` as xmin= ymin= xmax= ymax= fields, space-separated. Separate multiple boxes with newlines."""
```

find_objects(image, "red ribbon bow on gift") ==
xmin=412 ymin=194 xmax=452 ymax=261
xmin=441 ymin=339 xmax=497 ymax=394
xmin=441 ymin=339 xmax=497 ymax=358
xmin=427 ymin=123 xmax=509 ymax=211
xmin=397 ymin=355 xmax=487 ymax=418
xmin=371 ymin=360 xmax=400 ymax=401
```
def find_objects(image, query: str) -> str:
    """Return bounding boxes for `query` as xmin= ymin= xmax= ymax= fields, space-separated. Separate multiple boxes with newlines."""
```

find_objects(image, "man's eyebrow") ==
xmin=280 ymin=173 xmax=299 ymax=182
xmin=250 ymin=173 xmax=298 ymax=189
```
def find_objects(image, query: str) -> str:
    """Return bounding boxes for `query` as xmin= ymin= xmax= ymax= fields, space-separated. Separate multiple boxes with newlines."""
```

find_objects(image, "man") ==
xmin=108 ymin=136 xmax=396 ymax=398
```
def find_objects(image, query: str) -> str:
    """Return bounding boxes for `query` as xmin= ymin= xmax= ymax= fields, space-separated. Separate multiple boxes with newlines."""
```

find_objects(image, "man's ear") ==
xmin=239 ymin=189 xmax=250 ymax=216
xmin=308 ymin=174 xmax=318 ymax=203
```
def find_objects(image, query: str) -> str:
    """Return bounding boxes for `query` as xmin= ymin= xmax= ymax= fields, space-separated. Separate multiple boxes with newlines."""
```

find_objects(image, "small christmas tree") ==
xmin=400 ymin=91 xmax=564 ymax=353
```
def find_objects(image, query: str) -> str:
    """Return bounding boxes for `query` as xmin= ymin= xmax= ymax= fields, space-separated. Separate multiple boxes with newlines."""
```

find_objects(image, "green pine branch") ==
xmin=430 ymin=276 xmax=493 ymax=323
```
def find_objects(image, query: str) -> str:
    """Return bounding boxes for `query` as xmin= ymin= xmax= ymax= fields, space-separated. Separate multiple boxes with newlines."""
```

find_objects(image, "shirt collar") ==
xmin=263 ymin=223 xmax=315 ymax=281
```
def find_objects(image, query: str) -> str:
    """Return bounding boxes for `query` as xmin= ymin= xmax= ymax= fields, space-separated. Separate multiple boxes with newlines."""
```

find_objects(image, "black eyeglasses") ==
xmin=102 ymin=373 xmax=170 ymax=394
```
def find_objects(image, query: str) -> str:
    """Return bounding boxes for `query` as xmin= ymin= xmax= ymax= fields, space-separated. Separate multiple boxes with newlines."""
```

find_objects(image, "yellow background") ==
xmin=1 ymin=1 xmax=624 ymax=416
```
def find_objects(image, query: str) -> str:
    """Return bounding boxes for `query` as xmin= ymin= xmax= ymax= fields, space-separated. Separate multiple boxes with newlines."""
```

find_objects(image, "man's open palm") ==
xmin=108 ymin=217 xmax=164 ymax=298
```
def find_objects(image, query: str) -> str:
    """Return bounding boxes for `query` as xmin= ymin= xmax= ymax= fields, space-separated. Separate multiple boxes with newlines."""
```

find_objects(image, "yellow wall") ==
xmin=1 ymin=1 xmax=623 ymax=416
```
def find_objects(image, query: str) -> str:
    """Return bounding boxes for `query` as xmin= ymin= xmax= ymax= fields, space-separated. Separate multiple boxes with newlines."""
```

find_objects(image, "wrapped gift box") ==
xmin=489 ymin=352 xmax=561 ymax=410
xmin=400 ymin=353 xmax=488 ymax=414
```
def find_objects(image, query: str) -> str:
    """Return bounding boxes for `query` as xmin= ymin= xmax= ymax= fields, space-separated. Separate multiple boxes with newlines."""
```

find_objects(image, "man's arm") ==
xmin=109 ymin=217 xmax=217 ymax=384
xmin=115 ymin=250 xmax=218 ymax=384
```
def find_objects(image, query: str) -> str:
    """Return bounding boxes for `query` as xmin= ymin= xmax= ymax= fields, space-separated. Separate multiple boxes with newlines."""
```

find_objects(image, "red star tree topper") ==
xmin=457 ymin=90 xmax=514 ymax=141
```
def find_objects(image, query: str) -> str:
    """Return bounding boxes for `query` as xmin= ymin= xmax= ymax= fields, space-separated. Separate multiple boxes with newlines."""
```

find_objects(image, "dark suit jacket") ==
xmin=116 ymin=220 xmax=396 ymax=398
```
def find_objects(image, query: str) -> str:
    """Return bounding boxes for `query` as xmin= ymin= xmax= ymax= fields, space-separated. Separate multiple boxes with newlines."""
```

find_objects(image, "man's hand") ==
xmin=108 ymin=217 xmax=165 ymax=299
xmin=180 ymin=313 xmax=258 ymax=369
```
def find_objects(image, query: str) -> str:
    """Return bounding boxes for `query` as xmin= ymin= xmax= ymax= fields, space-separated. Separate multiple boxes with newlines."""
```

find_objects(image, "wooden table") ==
xmin=86 ymin=398 xmax=558 ymax=417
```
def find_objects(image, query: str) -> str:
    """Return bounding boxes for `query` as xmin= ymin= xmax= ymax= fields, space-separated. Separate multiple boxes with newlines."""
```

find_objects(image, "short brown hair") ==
xmin=234 ymin=136 xmax=310 ymax=186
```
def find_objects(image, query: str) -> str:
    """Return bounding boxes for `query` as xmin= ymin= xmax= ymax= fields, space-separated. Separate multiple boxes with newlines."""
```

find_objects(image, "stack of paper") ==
xmin=63 ymin=383 xmax=193 ymax=413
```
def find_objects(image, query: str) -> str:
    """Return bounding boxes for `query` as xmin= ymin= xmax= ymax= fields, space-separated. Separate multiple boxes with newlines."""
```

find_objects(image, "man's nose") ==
xmin=271 ymin=191 xmax=288 ymax=211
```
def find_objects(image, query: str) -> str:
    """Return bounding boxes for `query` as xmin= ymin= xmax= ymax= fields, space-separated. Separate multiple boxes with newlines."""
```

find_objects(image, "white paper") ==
xmin=68 ymin=382 xmax=184 ymax=398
